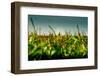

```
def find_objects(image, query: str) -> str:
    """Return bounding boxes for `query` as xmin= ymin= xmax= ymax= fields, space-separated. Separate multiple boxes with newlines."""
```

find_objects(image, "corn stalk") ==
xmin=30 ymin=17 xmax=37 ymax=34
xmin=48 ymin=25 xmax=56 ymax=36
xmin=77 ymin=24 xmax=80 ymax=36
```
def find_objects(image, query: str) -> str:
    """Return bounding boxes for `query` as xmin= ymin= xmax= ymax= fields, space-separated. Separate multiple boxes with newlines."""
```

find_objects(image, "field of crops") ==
xmin=28 ymin=32 xmax=88 ymax=61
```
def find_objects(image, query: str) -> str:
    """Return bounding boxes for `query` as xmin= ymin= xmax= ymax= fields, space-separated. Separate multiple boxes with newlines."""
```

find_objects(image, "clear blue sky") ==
xmin=28 ymin=15 xmax=88 ymax=35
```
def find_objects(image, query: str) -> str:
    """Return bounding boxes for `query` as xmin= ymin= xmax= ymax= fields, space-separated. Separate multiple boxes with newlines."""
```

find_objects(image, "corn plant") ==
xmin=28 ymin=27 xmax=88 ymax=60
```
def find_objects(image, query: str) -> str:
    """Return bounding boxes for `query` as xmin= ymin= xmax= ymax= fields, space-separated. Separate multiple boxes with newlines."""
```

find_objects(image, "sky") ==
xmin=28 ymin=15 xmax=88 ymax=35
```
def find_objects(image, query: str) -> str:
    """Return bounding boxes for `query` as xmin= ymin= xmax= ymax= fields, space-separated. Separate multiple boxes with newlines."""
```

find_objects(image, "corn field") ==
xmin=28 ymin=31 xmax=88 ymax=60
xmin=28 ymin=17 xmax=88 ymax=60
